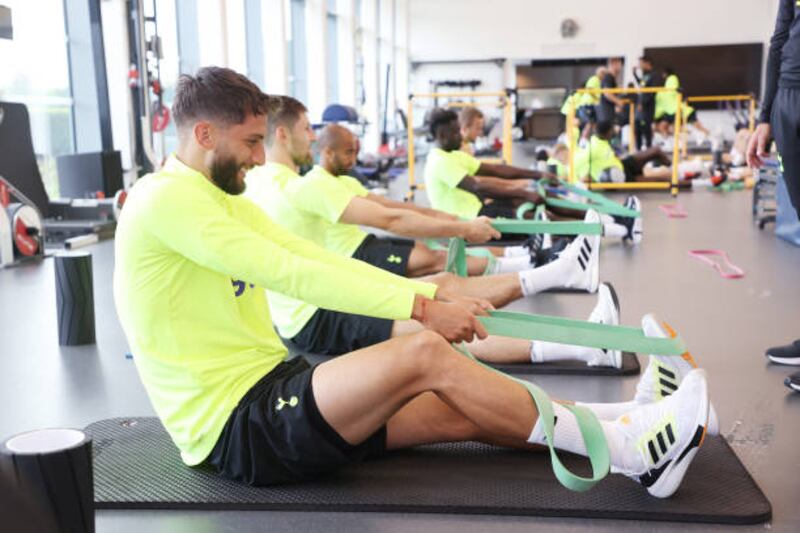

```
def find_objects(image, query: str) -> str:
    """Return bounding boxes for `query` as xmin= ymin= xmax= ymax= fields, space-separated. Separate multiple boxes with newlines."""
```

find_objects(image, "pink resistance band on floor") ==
xmin=659 ymin=204 xmax=688 ymax=218
xmin=688 ymin=249 xmax=746 ymax=279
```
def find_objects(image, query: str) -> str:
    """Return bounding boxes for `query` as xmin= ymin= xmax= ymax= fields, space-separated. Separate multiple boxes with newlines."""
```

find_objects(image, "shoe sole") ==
xmin=646 ymin=372 xmax=709 ymax=498
xmin=785 ymin=378 xmax=800 ymax=392
xmin=768 ymin=355 xmax=800 ymax=366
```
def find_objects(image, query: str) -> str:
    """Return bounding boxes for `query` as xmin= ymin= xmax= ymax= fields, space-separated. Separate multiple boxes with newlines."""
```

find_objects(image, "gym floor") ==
xmin=1 ymin=171 xmax=799 ymax=531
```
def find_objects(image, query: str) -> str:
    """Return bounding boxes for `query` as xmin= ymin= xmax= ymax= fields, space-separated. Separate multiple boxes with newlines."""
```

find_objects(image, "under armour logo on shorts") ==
xmin=276 ymin=396 xmax=299 ymax=411
xmin=387 ymin=254 xmax=402 ymax=264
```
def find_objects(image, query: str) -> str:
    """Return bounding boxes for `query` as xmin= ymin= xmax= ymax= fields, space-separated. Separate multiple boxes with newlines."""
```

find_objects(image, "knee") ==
xmin=429 ymin=271 xmax=459 ymax=292
xmin=402 ymin=331 xmax=453 ymax=374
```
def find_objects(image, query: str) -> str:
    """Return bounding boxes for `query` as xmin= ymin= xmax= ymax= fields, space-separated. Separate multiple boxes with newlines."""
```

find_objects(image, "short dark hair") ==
xmin=608 ymin=56 xmax=624 ymax=64
xmin=428 ymin=108 xmax=459 ymax=138
xmin=266 ymin=95 xmax=308 ymax=144
xmin=458 ymin=107 xmax=484 ymax=129
xmin=596 ymin=120 xmax=614 ymax=137
xmin=172 ymin=66 xmax=269 ymax=129
xmin=639 ymin=55 xmax=653 ymax=64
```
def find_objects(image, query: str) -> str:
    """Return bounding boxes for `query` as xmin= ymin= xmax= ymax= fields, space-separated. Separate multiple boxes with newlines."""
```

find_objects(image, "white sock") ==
xmin=517 ymin=255 xmax=570 ymax=296
xmin=531 ymin=341 xmax=598 ymax=363
xmin=527 ymin=402 xmax=645 ymax=474
xmin=490 ymin=255 xmax=532 ymax=274
xmin=503 ymin=245 xmax=529 ymax=257
xmin=603 ymin=223 xmax=628 ymax=239
xmin=575 ymin=400 xmax=638 ymax=421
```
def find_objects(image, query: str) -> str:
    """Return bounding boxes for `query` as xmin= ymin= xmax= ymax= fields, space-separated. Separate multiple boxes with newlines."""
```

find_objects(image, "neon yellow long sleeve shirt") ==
xmin=113 ymin=156 xmax=437 ymax=466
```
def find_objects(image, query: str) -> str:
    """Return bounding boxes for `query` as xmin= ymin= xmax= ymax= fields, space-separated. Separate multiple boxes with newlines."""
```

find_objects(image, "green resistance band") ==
xmin=491 ymin=219 xmax=603 ymax=236
xmin=517 ymin=180 xmax=640 ymax=219
xmin=428 ymin=238 xmax=497 ymax=277
xmin=478 ymin=310 xmax=687 ymax=355
xmin=453 ymin=342 xmax=610 ymax=492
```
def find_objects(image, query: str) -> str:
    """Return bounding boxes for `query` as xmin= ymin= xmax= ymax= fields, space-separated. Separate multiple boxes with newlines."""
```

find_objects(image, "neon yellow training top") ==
xmin=245 ymin=162 xmax=436 ymax=338
xmin=579 ymin=75 xmax=602 ymax=107
xmin=114 ymin=156 xmax=437 ymax=466
xmin=655 ymin=74 xmax=680 ymax=119
xmin=424 ymin=148 xmax=483 ymax=219
xmin=573 ymin=135 xmax=623 ymax=182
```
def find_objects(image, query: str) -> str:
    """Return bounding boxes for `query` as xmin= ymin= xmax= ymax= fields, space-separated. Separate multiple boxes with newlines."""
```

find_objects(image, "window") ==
xmin=327 ymin=0 xmax=339 ymax=102
xmin=0 ymin=0 xmax=73 ymax=196
xmin=287 ymin=0 xmax=308 ymax=102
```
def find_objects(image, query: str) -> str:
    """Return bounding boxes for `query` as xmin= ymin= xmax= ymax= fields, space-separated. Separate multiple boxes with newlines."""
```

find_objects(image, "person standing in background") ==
xmin=747 ymin=0 xmax=800 ymax=390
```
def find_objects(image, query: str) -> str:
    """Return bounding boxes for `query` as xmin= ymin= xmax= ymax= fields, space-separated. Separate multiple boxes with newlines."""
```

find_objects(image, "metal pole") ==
xmin=405 ymin=96 xmax=415 ymax=201
xmin=671 ymin=93 xmax=683 ymax=197
xmin=567 ymin=98 xmax=576 ymax=184
xmin=628 ymin=101 xmax=636 ymax=155
xmin=502 ymin=95 xmax=512 ymax=164
xmin=748 ymin=97 xmax=756 ymax=134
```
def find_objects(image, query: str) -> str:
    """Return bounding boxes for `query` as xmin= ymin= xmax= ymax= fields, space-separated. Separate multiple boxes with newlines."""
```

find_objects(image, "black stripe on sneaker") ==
xmin=648 ymin=441 xmax=660 ymax=464
xmin=583 ymin=239 xmax=593 ymax=254
xmin=580 ymin=247 xmax=590 ymax=263
xmin=578 ymin=255 xmax=586 ymax=270
xmin=666 ymin=423 xmax=676 ymax=444
xmin=659 ymin=377 xmax=678 ymax=392
xmin=676 ymin=426 xmax=706 ymax=463
xmin=657 ymin=366 xmax=677 ymax=380
xmin=639 ymin=460 xmax=671 ymax=488
xmin=657 ymin=432 xmax=668 ymax=454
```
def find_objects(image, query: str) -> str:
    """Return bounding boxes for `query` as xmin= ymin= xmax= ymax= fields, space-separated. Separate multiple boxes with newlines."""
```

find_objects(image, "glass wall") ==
xmin=0 ymin=0 xmax=73 ymax=196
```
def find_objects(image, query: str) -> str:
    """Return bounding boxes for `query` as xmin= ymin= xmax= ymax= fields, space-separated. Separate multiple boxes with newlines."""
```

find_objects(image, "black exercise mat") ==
xmin=296 ymin=351 xmax=640 ymax=376
xmin=87 ymin=417 xmax=771 ymax=525
xmin=490 ymin=351 xmax=640 ymax=376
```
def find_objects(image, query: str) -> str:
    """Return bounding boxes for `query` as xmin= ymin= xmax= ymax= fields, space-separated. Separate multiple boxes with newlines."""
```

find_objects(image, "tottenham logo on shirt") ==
xmin=276 ymin=396 xmax=299 ymax=411
xmin=387 ymin=254 xmax=403 ymax=264
xmin=232 ymin=279 xmax=255 ymax=297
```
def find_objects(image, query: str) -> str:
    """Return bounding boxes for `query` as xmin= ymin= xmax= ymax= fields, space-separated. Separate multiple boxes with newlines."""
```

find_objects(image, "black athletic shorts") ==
xmin=290 ymin=305 xmax=394 ymax=355
xmin=479 ymin=202 xmax=535 ymax=241
xmin=621 ymin=155 xmax=638 ymax=182
xmin=352 ymin=234 xmax=414 ymax=276
xmin=658 ymin=113 xmax=676 ymax=124
xmin=206 ymin=356 xmax=387 ymax=485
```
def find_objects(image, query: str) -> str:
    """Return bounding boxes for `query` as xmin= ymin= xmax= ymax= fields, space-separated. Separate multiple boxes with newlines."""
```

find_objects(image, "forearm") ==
xmin=461 ymin=176 xmax=536 ymax=201
xmin=370 ymin=194 xmax=452 ymax=218
xmin=478 ymin=162 xmax=542 ymax=180
xmin=385 ymin=211 xmax=470 ymax=239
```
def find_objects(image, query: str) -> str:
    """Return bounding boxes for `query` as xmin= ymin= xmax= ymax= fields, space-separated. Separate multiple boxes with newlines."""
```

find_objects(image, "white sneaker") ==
xmin=613 ymin=369 xmax=710 ymax=498
xmin=635 ymin=314 xmax=720 ymax=436
xmin=561 ymin=232 xmax=600 ymax=293
xmin=535 ymin=206 xmax=553 ymax=249
xmin=626 ymin=196 xmax=643 ymax=245
xmin=585 ymin=282 xmax=622 ymax=368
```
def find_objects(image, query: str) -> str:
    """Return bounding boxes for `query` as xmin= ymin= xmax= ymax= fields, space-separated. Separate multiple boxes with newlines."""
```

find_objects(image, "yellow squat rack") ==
xmin=680 ymin=94 xmax=756 ymax=158
xmin=567 ymin=86 xmax=683 ymax=197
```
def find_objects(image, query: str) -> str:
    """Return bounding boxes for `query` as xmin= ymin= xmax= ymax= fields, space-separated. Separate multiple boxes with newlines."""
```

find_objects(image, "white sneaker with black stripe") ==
xmin=613 ymin=196 xmax=643 ymax=244
xmin=535 ymin=206 xmax=553 ymax=249
xmin=585 ymin=282 xmax=622 ymax=368
xmin=634 ymin=314 xmax=720 ymax=435
xmin=561 ymin=217 xmax=600 ymax=293
xmin=612 ymin=368 xmax=710 ymax=498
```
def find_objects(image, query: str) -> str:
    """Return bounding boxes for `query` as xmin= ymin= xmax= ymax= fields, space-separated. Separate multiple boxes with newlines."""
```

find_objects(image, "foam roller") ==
xmin=55 ymin=251 xmax=96 ymax=345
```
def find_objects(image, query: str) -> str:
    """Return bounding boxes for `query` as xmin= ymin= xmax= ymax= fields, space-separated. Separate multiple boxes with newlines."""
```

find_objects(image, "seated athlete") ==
xmin=245 ymin=116 xmax=610 ymax=364
xmin=114 ymin=67 xmax=712 ymax=498
xmin=577 ymin=121 xmax=693 ymax=189
xmin=426 ymin=109 xmax=643 ymax=246
xmin=245 ymin=97 xmax=600 ymax=315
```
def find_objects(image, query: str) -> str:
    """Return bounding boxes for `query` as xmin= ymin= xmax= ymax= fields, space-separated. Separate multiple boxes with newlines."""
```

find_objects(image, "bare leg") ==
xmin=420 ymin=271 xmax=522 ymax=307
xmin=387 ymin=391 xmax=541 ymax=450
xmin=407 ymin=243 xmax=447 ymax=277
xmin=390 ymin=320 xmax=532 ymax=364
xmin=311 ymin=331 xmax=538 ymax=445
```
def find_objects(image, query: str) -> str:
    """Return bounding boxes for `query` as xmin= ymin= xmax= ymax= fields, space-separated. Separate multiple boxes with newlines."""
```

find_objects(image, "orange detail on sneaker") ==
xmin=661 ymin=320 xmax=698 ymax=367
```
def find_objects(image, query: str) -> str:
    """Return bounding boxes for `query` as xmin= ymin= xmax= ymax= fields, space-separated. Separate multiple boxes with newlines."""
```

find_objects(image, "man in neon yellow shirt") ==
xmin=654 ymin=69 xmax=709 ymax=138
xmin=114 ymin=67 xmax=710 ymax=498
xmin=424 ymin=108 xmax=551 ymax=221
xmin=247 ymin=116 xmax=606 ymax=361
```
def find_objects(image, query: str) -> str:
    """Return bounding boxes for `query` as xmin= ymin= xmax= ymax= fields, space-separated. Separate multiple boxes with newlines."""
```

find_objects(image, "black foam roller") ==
xmin=55 ymin=251 xmax=96 ymax=346
xmin=0 ymin=429 xmax=94 ymax=533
